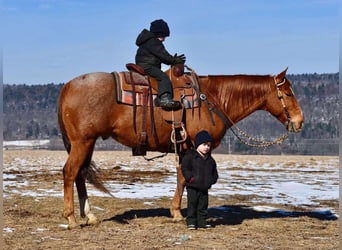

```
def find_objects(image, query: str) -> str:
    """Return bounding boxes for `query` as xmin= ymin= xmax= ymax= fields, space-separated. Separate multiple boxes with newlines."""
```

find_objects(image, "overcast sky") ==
xmin=3 ymin=0 xmax=339 ymax=84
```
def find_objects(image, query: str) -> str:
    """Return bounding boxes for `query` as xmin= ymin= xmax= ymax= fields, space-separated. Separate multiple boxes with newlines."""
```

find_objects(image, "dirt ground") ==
xmin=3 ymin=150 xmax=339 ymax=250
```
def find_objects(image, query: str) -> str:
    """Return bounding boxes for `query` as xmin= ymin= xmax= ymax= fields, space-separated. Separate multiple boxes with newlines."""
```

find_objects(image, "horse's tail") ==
xmin=58 ymin=81 xmax=114 ymax=197
xmin=57 ymin=83 xmax=71 ymax=154
xmin=82 ymin=161 xmax=115 ymax=197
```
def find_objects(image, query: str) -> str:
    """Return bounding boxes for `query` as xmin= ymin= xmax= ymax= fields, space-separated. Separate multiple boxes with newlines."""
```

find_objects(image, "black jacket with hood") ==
xmin=181 ymin=149 xmax=218 ymax=191
xmin=135 ymin=29 xmax=176 ymax=69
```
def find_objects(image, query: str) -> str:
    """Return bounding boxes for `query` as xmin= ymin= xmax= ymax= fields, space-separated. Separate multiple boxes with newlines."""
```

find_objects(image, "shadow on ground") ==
xmin=104 ymin=205 xmax=338 ymax=225
xmin=208 ymin=205 xmax=338 ymax=225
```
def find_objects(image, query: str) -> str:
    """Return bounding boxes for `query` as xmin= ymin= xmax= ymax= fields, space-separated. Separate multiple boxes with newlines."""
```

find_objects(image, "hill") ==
xmin=3 ymin=73 xmax=339 ymax=155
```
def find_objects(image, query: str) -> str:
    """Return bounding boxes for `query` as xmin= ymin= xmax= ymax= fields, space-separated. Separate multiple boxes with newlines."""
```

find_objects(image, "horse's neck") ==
xmin=201 ymin=75 xmax=272 ymax=123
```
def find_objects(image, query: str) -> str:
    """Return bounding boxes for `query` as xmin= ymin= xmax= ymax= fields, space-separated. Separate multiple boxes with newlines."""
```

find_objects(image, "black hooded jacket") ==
xmin=181 ymin=149 xmax=218 ymax=191
xmin=135 ymin=29 xmax=176 ymax=69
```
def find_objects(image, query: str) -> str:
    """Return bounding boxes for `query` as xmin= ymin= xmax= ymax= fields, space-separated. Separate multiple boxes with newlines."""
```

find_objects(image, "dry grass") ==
xmin=3 ymin=150 xmax=339 ymax=250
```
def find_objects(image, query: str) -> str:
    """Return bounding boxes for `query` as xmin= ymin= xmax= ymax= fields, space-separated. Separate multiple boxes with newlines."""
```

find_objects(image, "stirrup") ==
xmin=171 ymin=122 xmax=187 ymax=144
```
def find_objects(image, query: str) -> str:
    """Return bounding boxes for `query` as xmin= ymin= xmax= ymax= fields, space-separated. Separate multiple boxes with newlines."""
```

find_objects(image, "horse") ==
xmin=58 ymin=65 xmax=304 ymax=229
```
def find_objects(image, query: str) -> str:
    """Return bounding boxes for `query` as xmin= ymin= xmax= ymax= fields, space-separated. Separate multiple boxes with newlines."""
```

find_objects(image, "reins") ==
xmin=225 ymin=76 xmax=290 ymax=148
xmin=227 ymin=118 xmax=289 ymax=148
xmin=185 ymin=66 xmax=289 ymax=148
xmin=145 ymin=65 xmax=291 ymax=162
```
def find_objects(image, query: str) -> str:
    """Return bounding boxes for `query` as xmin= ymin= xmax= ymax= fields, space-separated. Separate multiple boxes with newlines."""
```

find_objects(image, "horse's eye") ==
xmin=285 ymin=92 xmax=293 ymax=97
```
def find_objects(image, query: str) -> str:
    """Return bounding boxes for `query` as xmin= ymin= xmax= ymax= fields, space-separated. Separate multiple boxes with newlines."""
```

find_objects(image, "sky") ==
xmin=3 ymin=0 xmax=339 ymax=85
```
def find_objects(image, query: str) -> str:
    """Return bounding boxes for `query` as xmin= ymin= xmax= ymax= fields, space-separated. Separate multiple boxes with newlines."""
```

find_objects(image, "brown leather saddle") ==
xmin=121 ymin=63 xmax=196 ymax=99
xmin=116 ymin=63 xmax=198 ymax=156
xmin=121 ymin=63 xmax=158 ymax=95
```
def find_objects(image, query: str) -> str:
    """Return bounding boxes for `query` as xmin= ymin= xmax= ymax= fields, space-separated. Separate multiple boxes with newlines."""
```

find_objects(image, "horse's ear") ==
xmin=275 ymin=67 xmax=288 ymax=81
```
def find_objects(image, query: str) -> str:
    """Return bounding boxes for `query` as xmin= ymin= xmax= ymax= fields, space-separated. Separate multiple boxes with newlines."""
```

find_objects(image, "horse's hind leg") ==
xmin=75 ymin=161 xmax=99 ymax=226
xmin=170 ymin=164 xmax=186 ymax=221
xmin=63 ymin=140 xmax=95 ymax=229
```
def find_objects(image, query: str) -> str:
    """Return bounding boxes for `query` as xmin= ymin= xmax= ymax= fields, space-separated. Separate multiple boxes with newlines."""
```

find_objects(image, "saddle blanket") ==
xmin=114 ymin=72 xmax=156 ymax=106
xmin=120 ymin=90 xmax=157 ymax=106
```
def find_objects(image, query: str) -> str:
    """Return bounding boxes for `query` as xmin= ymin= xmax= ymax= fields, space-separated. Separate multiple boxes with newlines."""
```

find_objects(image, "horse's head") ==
xmin=265 ymin=68 xmax=304 ymax=132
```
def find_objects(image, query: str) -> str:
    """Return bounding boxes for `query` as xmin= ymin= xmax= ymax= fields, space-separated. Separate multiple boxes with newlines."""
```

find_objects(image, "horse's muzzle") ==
xmin=287 ymin=120 xmax=304 ymax=133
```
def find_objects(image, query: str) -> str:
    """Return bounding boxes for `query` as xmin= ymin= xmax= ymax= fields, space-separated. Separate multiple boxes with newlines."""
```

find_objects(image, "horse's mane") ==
xmin=201 ymin=75 xmax=273 ymax=113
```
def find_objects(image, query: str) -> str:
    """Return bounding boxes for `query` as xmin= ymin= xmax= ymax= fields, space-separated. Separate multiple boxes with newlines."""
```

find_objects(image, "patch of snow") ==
xmin=3 ymin=227 xmax=16 ymax=233
xmin=93 ymin=206 xmax=105 ymax=211
xmin=3 ymin=152 xmax=338 ymax=213
xmin=3 ymin=140 xmax=50 ymax=150
xmin=252 ymin=205 xmax=278 ymax=212
xmin=3 ymin=140 xmax=50 ymax=147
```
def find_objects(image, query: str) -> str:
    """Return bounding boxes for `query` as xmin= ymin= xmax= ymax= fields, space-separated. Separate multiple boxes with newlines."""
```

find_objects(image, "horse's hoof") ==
xmin=66 ymin=215 xmax=79 ymax=230
xmin=67 ymin=222 xmax=80 ymax=230
xmin=170 ymin=209 xmax=184 ymax=222
xmin=172 ymin=216 xmax=184 ymax=222
xmin=86 ymin=213 xmax=99 ymax=225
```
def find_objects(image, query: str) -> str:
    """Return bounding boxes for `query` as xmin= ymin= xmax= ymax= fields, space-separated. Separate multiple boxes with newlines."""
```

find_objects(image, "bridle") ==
xmin=274 ymin=76 xmax=293 ymax=127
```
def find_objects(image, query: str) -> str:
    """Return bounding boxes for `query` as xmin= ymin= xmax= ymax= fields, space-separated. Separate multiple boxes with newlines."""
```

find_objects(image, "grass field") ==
xmin=3 ymin=150 xmax=339 ymax=249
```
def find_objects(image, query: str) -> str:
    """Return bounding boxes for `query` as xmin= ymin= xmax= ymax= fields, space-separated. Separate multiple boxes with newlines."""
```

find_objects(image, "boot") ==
xmin=159 ymin=93 xmax=181 ymax=110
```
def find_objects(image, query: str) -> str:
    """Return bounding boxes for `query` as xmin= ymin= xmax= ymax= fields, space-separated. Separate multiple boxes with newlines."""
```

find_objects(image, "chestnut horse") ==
xmin=58 ymin=66 xmax=304 ymax=228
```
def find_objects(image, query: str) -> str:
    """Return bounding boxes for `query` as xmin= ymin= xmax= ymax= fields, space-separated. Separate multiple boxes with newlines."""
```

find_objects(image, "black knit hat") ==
xmin=194 ymin=130 xmax=213 ymax=149
xmin=150 ymin=19 xmax=170 ymax=37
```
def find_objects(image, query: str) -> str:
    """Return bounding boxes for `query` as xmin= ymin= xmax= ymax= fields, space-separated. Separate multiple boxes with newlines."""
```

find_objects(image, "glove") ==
xmin=173 ymin=53 xmax=186 ymax=64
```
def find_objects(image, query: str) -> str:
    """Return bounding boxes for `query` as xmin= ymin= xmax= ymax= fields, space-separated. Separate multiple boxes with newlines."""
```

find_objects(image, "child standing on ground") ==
xmin=181 ymin=130 xmax=218 ymax=230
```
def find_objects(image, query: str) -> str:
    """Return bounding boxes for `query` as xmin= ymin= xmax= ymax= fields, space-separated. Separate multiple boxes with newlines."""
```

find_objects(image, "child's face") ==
xmin=197 ymin=142 xmax=211 ymax=155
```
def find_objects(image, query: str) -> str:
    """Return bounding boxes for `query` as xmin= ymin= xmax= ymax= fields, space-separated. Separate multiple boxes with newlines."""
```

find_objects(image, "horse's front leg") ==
xmin=170 ymin=164 xmax=186 ymax=221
